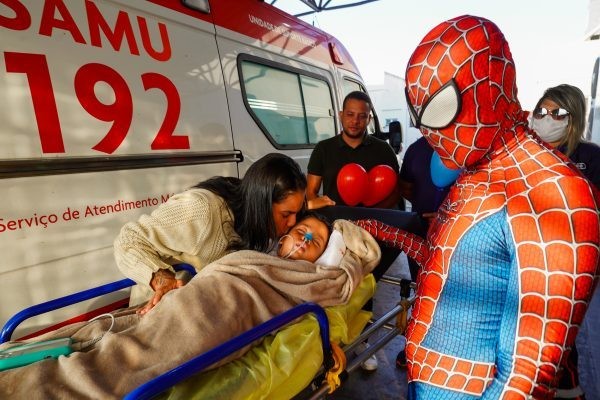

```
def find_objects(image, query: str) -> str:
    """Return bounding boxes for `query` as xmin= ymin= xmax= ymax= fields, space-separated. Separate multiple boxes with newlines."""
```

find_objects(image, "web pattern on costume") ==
xmin=405 ymin=15 xmax=518 ymax=170
xmin=353 ymin=219 xmax=429 ymax=265
xmin=362 ymin=15 xmax=600 ymax=400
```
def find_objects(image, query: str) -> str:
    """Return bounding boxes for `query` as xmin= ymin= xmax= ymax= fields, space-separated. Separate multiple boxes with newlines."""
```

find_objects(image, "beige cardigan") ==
xmin=114 ymin=188 xmax=240 ymax=305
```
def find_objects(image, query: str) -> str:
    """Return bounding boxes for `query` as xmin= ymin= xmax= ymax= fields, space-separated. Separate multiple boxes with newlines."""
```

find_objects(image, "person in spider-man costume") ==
xmin=355 ymin=15 xmax=599 ymax=399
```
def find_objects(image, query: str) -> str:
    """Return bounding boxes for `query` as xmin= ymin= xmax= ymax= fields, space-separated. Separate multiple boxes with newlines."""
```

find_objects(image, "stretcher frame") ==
xmin=1 ymin=209 xmax=422 ymax=399
xmin=1 ymin=273 xmax=414 ymax=400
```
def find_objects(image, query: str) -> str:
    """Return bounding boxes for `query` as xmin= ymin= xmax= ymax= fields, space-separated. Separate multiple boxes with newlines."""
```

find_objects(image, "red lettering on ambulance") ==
xmin=4 ymin=52 xmax=65 ymax=153
xmin=2 ymin=1 xmax=171 ymax=61
xmin=39 ymin=0 xmax=86 ymax=44
xmin=4 ymin=51 xmax=188 ymax=154
xmin=75 ymin=63 xmax=133 ymax=154
xmin=143 ymin=72 xmax=189 ymax=150
xmin=0 ymin=0 xmax=31 ymax=30
xmin=86 ymin=0 xmax=140 ymax=56
xmin=137 ymin=16 xmax=171 ymax=62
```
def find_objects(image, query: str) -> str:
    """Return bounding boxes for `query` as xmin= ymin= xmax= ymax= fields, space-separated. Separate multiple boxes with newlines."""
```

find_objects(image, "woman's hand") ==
xmin=137 ymin=269 xmax=187 ymax=315
xmin=307 ymin=195 xmax=335 ymax=210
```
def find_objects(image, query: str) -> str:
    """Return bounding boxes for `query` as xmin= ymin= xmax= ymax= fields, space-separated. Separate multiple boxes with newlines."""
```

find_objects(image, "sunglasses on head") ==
xmin=532 ymin=107 xmax=570 ymax=120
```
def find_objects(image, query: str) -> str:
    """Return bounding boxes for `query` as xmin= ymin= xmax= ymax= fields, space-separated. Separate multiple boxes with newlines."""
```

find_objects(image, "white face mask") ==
xmin=529 ymin=115 xmax=568 ymax=143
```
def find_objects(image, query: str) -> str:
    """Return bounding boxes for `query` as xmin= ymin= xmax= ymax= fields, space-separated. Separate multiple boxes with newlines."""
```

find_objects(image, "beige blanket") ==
xmin=0 ymin=220 xmax=380 ymax=400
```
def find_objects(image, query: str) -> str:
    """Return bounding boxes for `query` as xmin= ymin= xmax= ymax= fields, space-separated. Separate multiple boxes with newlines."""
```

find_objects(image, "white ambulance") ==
xmin=0 ymin=0 xmax=384 ymax=335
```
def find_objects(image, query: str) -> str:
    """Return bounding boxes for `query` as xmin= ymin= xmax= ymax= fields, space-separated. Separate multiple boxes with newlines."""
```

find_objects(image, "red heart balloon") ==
xmin=363 ymin=165 xmax=398 ymax=206
xmin=336 ymin=163 xmax=368 ymax=206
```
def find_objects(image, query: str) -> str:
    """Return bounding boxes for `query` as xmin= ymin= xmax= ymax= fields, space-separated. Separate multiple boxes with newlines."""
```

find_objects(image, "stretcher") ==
xmin=0 ymin=268 xmax=378 ymax=398
xmin=0 ymin=270 xmax=416 ymax=400
xmin=1 ymin=211 xmax=421 ymax=399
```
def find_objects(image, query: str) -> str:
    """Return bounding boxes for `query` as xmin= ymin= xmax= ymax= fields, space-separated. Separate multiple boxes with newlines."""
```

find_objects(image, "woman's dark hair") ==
xmin=194 ymin=175 xmax=242 ymax=202
xmin=194 ymin=153 xmax=306 ymax=252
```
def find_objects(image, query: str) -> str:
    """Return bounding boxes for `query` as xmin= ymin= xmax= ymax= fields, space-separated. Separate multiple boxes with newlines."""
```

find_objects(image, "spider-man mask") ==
xmin=405 ymin=15 xmax=526 ymax=169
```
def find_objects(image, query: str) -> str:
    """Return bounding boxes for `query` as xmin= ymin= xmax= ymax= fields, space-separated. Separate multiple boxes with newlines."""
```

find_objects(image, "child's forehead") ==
xmin=298 ymin=216 xmax=325 ymax=230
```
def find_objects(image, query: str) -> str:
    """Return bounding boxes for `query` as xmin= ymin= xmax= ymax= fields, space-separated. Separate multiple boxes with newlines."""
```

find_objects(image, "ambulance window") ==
xmin=343 ymin=80 xmax=363 ymax=97
xmin=240 ymin=60 xmax=335 ymax=146
xmin=301 ymin=76 xmax=336 ymax=144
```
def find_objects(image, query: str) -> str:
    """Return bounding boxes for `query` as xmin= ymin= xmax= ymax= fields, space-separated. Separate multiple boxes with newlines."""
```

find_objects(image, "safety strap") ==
xmin=324 ymin=342 xmax=347 ymax=393
xmin=396 ymin=298 xmax=412 ymax=335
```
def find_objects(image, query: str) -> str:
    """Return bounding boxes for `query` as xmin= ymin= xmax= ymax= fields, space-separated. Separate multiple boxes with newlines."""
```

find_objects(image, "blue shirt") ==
xmin=400 ymin=137 xmax=450 ymax=214
xmin=558 ymin=141 xmax=600 ymax=188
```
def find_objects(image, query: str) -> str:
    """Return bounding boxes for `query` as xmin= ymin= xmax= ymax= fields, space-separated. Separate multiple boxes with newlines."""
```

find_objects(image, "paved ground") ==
xmin=296 ymin=253 xmax=412 ymax=400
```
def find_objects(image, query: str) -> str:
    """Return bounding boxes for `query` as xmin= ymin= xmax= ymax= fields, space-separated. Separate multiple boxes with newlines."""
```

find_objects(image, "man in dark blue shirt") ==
xmin=399 ymin=136 xmax=450 ymax=280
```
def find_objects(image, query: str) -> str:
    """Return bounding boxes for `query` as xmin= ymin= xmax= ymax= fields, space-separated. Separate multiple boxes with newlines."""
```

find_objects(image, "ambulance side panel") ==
xmin=0 ymin=0 xmax=236 ymax=332
xmin=0 ymin=0 xmax=367 ymax=336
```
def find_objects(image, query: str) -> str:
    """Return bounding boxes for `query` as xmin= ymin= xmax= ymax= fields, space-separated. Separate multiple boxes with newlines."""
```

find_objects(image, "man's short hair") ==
xmin=343 ymin=91 xmax=373 ymax=111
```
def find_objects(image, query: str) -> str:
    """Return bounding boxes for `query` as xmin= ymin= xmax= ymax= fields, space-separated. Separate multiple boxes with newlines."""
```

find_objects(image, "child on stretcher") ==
xmin=175 ymin=212 xmax=346 ymax=288
xmin=0 ymin=213 xmax=366 ymax=368
xmin=276 ymin=212 xmax=347 ymax=267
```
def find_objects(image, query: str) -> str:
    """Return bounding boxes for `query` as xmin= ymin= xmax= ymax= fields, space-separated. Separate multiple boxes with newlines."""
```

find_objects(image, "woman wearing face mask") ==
xmin=530 ymin=84 xmax=600 ymax=400
xmin=530 ymin=84 xmax=600 ymax=187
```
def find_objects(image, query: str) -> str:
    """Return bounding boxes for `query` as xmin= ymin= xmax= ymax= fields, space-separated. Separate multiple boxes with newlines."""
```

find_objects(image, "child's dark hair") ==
xmin=299 ymin=211 xmax=333 ymax=243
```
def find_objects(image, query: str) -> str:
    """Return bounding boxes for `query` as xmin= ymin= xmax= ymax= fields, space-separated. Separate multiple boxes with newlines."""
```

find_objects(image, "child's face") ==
xmin=277 ymin=216 xmax=329 ymax=262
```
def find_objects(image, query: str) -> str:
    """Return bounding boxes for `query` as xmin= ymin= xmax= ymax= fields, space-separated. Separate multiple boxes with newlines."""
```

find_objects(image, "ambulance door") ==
xmin=209 ymin=0 xmax=338 ymax=174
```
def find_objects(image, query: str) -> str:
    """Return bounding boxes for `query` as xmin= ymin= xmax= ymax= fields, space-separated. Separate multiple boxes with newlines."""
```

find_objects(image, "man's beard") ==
xmin=343 ymin=129 xmax=365 ymax=139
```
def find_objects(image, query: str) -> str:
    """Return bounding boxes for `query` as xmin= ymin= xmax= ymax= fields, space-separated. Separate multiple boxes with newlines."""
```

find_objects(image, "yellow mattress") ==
xmin=160 ymin=274 xmax=376 ymax=400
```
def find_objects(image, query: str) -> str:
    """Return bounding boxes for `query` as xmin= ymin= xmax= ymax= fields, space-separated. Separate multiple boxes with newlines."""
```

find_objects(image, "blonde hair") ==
xmin=534 ymin=84 xmax=586 ymax=156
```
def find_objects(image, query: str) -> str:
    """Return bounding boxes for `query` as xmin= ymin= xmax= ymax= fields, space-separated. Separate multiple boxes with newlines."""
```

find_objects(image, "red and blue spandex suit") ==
xmin=356 ymin=15 xmax=599 ymax=400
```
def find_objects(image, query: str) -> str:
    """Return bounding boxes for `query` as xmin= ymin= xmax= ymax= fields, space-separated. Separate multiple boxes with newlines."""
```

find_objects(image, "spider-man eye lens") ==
xmin=533 ymin=107 xmax=570 ymax=121
xmin=419 ymin=81 xmax=461 ymax=129
xmin=404 ymin=80 xmax=461 ymax=130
